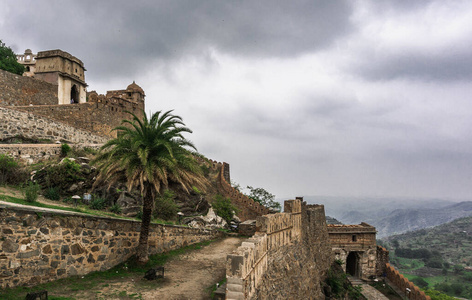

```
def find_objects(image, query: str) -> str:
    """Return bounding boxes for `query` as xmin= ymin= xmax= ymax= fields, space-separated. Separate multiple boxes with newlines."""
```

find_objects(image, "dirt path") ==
xmin=141 ymin=237 xmax=242 ymax=300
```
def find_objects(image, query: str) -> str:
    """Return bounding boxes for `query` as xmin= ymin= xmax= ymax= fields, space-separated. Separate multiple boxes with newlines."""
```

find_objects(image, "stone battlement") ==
xmin=226 ymin=199 xmax=333 ymax=299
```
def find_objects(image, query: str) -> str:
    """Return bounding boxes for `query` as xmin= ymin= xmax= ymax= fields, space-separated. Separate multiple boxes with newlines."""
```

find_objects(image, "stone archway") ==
xmin=70 ymin=85 xmax=79 ymax=104
xmin=346 ymin=252 xmax=359 ymax=277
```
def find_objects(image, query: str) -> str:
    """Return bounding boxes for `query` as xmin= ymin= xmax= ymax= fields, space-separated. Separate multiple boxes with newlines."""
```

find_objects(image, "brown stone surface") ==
xmin=226 ymin=200 xmax=334 ymax=300
xmin=328 ymin=223 xmax=378 ymax=280
xmin=0 ymin=69 xmax=57 ymax=106
xmin=0 ymin=205 xmax=223 ymax=289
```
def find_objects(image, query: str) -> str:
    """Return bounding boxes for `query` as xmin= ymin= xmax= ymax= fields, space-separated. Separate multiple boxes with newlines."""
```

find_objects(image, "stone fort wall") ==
xmin=385 ymin=263 xmax=431 ymax=300
xmin=225 ymin=199 xmax=333 ymax=299
xmin=0 ymin=205 xmax=223 ymax=289
xmin=11 ymin=100 xmax=140 ymax=139
xmin=0 ymin=69 xmax=57 ymax=106
xmin=211 ymin=160 xmax=270 ymax=222
xmin=0 ymin=107 xmax=108 ymax=144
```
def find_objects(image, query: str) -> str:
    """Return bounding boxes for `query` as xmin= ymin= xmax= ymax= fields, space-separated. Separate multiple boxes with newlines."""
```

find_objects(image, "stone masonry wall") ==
xmin=0 ymin=107 xmax=108 ymax=144
xmin=0 ymin=69 xmax=58 ymax=106
xmin=0 ymin=206 xmax=223 ymax=289
xmin=0 ymin=144 xmax=102 ymax=164
xmin=225 ymin=200 xmax=333 ymax=299
xmin=11 ymin=101 xmax=130 ymax=139
xmin=376 ymin=246 xmax=389 ymax=276
xmin=385 ymin=263 xmax=431 ymax=300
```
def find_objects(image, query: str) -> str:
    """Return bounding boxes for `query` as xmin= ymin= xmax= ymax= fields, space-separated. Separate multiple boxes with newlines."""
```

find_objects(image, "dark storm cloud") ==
xmin=2 ymin=0 xmax=353 ymax=80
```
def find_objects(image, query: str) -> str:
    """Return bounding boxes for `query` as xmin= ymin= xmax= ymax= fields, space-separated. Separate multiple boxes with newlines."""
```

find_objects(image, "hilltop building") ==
xmin=0 ymin=48 xmax=146 ymax=142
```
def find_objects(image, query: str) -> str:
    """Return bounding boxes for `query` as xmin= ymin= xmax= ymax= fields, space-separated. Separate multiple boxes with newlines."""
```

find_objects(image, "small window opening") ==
xmin=352 ymin=235 xmax=357 ymax=242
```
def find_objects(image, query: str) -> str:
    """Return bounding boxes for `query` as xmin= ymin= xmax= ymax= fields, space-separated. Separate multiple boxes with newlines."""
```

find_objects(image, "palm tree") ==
xmin=93 ymin=110 xmax=207 ymax=263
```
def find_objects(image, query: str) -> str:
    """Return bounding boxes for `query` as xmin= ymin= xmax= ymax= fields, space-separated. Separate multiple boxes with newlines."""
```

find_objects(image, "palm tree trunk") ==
xmin=137 ymin=191 xmax=153 ymax=264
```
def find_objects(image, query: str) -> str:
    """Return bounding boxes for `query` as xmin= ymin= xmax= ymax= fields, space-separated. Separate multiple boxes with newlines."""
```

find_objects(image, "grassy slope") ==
xmin=382 ymin=217 xmax=472 ymax=298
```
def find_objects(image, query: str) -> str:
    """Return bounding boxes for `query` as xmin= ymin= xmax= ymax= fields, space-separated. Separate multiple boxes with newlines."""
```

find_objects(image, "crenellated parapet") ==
xmin=226 ymin=199 xmax=333 ymax=299
xmin=385 ymin=263 xmax=431 ymax=300
xmin=211 ymin=160 xmax=270 ymax=222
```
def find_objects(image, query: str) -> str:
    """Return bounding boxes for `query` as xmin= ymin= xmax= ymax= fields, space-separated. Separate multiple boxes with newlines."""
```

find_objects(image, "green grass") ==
xmin=0 ymin=239 xmax=216 ymax=300
xmin=0 ymin=191 xmax=180 ymax=226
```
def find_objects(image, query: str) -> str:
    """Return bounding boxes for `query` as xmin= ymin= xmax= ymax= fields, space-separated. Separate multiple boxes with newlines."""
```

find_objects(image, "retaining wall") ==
xmin=0 ymin=106 xmax=108 ymax=145
xmin=0 ymin=206 xmax=223 ymax=288
xmin=0 ymin=69 xmax=58 ymax=106
xmin=0 ymin=144 xmax=102 ymax=164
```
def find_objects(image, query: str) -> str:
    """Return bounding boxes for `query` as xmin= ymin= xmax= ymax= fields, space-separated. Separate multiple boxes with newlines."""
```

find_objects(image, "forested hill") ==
xmin=383 ymin=215 xmax=472 ymax=265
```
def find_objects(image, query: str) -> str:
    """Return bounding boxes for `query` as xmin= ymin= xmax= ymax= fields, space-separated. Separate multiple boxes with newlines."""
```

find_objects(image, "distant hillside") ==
xmin=373 ymin=202 xmax=472 ymax=237
xmin=304 ymin=196 xmax=472 ymax=237
xmin=383 ymin=215 xmax=472 ymax=265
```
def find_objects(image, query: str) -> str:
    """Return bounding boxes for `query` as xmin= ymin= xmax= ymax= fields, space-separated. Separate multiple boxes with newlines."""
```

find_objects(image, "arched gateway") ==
xmin=327 ymin=223 xmax=378 ymax=280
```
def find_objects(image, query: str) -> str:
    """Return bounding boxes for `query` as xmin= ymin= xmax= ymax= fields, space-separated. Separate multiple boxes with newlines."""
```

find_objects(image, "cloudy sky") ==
xmin=1 ymin=0 xmax=472 ymax=200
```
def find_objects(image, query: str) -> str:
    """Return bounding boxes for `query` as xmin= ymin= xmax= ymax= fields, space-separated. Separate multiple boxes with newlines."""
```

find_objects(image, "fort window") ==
xmin=352 ymin=235 xmax=357 ymax=242
xmin=26 ymin=66 xmax=30 ymax=72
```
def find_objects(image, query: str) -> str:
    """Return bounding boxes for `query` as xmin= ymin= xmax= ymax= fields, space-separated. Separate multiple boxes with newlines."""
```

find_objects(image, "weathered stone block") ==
xmin=2 ymin=239 xmax=19 ymax=253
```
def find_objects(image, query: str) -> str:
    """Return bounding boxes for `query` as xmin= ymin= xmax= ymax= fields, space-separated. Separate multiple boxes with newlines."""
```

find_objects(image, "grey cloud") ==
xmin=353 ymin=47 xmax=472 ymax=81
xmin=2 ymin=0 xmax=354 ymax=80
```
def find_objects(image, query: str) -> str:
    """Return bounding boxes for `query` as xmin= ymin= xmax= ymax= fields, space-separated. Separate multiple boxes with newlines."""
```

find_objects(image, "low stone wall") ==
xmin=225 ymin=199 xmax=333 ymax=299
xmin=0 ymin=106 xmax=108 ymax=144
xmin=385 ymin=263 xmax=431 ymax=300
xmin=0 ymin=206 xmax=223 ymax=289
xmin=0 ymin=144 xmax=102 ymax=164
xmin=0 ymin=69 xmax=58 ymax=106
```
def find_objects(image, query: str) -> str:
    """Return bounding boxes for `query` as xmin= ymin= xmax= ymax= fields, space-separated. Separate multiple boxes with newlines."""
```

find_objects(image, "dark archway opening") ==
xmin=70 ymin=85 xmax=79 ymax=104
xmin=346 ymin=252 xmax=359 ymax=277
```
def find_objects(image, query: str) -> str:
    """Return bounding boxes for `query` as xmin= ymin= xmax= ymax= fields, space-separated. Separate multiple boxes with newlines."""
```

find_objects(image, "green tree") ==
xmin=212 ymin=194 xmax=237 ymax=223
xmin=0 ymin=40 xmax=25 ymax=75
xmin=246 ymin=185 xmax=281 ymax=211
xmin=93 ymin=110 xmax=207 ymax=263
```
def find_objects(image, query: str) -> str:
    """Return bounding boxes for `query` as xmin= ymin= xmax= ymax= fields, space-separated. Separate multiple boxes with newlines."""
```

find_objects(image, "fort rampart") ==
xmin=0 ymin=69 xmax=57 ymax=106
xmin=10 ymin=100 xmax=135 ymax=139
xmin=225 ymin=199 xmax=333 ymax=299
xmin=385 ymin=263 xmax=431 ymax=300
xmin=214 ymin=160 xmax=270 ymax=221
xmin=0 ymin=107 xmax=108 ymax=145
xmin=0 ymin=205 xmax=223 ymax=289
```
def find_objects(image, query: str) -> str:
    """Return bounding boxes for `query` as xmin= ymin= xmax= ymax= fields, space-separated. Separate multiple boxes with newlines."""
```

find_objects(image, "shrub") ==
xmin=89 ymin=197 xmax=107 ymax=210
xmin=61 ymin=143 xmax=71 ymax=157
xmin=110 ymin=203 xmax=122 ymax=214
xmin=23 ymin=182 xmax=40 ymax=203
xmin=44 ymin=187 xmax=60 ymax=200
xmin=411 ymin=277 xmax=428 ymax=288
xmin=154 ymin=189 xmax=179 ymax=220
xmin=212 ymin=194 xmax=237 ymax=223
xmin=40 ymin=158 xmax=85 ymax=191
xmin=0 ymin=154 xmax=19 ymax=184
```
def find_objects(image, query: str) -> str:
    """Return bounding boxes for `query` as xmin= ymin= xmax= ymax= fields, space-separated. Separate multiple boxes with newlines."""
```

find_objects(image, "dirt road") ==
xmin=141 ymin=237 xmax=242 ymax=300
